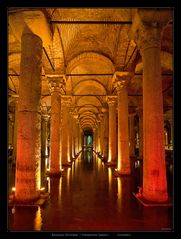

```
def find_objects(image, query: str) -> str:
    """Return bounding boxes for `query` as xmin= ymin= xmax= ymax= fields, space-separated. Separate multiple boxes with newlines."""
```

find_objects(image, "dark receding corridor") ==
xmin=8 ymin=150 xmax=173 ymax=231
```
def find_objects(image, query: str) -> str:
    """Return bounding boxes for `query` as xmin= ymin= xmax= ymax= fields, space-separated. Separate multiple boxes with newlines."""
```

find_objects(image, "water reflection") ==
xmin=116 ymin=177 xmax=122 ymax=212
xmin=8 ymin=149 xmax=173 ymax=231
xmin=34 ymin=206 xmax=42 ymax=231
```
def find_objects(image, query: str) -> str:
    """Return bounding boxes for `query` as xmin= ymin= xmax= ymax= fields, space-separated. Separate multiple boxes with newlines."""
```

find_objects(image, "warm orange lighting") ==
xmin=115 ymin=168 xmax=118 ymax=171
xmin=61 ymin=168 xmax=64 ymax=171
xmin=47 ymin=168 xmax=50 ymax=171
xmin=40 ymin=187 xmax=45 ymax=191
xmin=12 ymin=187 xmax=16 ymax=192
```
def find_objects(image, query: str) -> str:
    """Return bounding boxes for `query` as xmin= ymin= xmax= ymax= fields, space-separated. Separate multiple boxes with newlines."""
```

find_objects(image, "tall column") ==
xmin=97 ymin=119 xmax=101 ymax=153
xmin=41 ymin=115 xmax=49 ymax=158
xmin=73 ymin=114 xmax=79 ymax=156
xmin=12 ymin=96 xmax=19 ymax=164
xmin=61 ymin=96 xmax=72 ymax=165
xmin=102 ymin=108 xmax=109 ymax=161
xmin=114 ymin=72 xmax=131 ymax=175
xmin=99 ymin=113 xmax=104 ymax=156
xmin=41 ymin=114 xmax=49 ymax=187
xmin=48 ymin=77 xmax=65 ymax=175
xmin=107 ymin=96 xmax=117 ymax=164
xmin=138 ymin=107 xmax=143 ymax=158
xmin=15 ymin=26 xmax=42 ymax=202
xmin=130 ymin=9 xmax=171 ymax=201
xmin=129 ymin=113 xmax=136 ymax=157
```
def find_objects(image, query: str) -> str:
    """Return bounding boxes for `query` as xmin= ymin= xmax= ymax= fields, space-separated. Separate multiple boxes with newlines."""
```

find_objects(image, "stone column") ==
xmin=138 ymin=108 xmax=143 ymax=158
xmin=41 ymin=114 xmax=49 ymax=158
xmin=107 ymin=96 xmax=117 ymax=164
xmin=102 ymin=108 xmax=109 ymax=161
xmin=12 ymin=96 xmax=19 ymax=164
xmin=15 ymin=26 xmax=42 ymax=202
xmin=61 ymin=96 xmax=72 ymax=165
xmin=130 ymin=9 xmax=171 ymax=201
xmin=73 ymin=114 xmax=79 ymax=156
xmin=114 ymin=72 xmax=131 ymax=175
xmin=97 ymin=119 xmax=101 ymax=153
xmin=48 ymin=77 xmax=65 ymax=175
xmin=8 ymin=113 xmax=14 ymax=150
xmin=41 ymin=114 xmax=49 ymax=187
xmin=99 ymin=113 xmax=104 ymax=156
xmin=129 ymin=113 xmax=136 ymax=157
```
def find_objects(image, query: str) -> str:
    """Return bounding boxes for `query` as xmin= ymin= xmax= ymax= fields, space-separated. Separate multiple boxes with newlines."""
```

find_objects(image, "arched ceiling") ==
xmin=8 ymin=8 xmax=173 ymax=130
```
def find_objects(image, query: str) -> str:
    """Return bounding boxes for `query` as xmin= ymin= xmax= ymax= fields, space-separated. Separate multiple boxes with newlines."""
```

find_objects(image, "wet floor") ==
xmin=8 ymin=149 xmax=173 ymax=232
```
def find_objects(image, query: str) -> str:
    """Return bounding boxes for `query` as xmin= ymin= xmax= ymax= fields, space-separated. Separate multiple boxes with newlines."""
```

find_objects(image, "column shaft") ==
xmin=15 ymin=26 xmax=42 ymax=202
xmin=117 ymin=88 xmax=130 ymax=174
xmin=107 ymin=97 xmax=117 ymax=163
xmin=137 ymin=21 xmax=169 ymax=201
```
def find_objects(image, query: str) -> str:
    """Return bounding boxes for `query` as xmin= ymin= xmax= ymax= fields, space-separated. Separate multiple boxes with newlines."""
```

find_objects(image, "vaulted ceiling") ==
xmin=8 ymin=8 xmax=173 ymax=131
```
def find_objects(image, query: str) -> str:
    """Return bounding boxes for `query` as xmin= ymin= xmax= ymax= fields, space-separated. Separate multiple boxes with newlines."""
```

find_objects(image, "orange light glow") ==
xmin=34 ymin=206 xmax=42 ymax=231
xmin=12 ymin=187 xmax=16 ymax=192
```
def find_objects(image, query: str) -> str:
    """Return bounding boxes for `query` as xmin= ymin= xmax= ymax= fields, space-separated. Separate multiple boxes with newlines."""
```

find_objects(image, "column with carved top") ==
xmin=48 ymin=77 xmax=65 ymax=175
xmin=130 ymin=9 xmax=172 ymax=201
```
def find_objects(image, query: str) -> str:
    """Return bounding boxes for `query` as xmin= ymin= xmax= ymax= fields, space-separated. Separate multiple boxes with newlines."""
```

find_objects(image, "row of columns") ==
xmin=12 ymin=9 xmax=171 ymax=203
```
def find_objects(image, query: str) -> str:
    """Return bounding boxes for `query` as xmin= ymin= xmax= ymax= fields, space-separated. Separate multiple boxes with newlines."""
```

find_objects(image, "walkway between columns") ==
xmin=8 ymin=150 xmax=173 ymax=231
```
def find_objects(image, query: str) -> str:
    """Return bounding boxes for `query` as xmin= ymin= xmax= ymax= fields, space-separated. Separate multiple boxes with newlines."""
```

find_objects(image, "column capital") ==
xmin=61 ymin=95 xmax=72 ymax=106
xmin=106 ymin=95 xmax=117 ymax=106
xmin=42 ymin=114 xmax=50 ymax=122
xmin=48 ymin=76 xmax=66 ymax=94
xmin=129 ymin=9 xmax=172 ymax=53
xmin=113 ymin=72 xmax=133 ymax=92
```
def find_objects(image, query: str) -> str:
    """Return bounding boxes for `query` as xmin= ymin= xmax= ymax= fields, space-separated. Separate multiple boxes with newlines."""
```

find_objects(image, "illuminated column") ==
xmin=41 ymin=114 xmax=49 ymax=187
xmin=97 ymin=119 xmax=101 ymax=153
xmin=99 ymin=113 xmax=104 ymax=156
xmin=114 ymin=72 xmax=131 ymax=175
xmin=129 ymin=113 xmax=136 ymax=157
xmin=48 ymin=77 xmax=65 ymax=175
xmin=41 ymin=114 xmax=49 ymax=158
xmin=73 ymin=115 xmax=79 ymax=156
xmin=15 ymin=26 xmax=42 ymax=202
xmin=61 ymin=96 xmax=72 ymax=165
xmin=130 ymin=9 xmax=171 ymax=201
xmin=12 ymin=96 xmax=19 ymax=164
xmin=138 ymin=107 xmax=143 ymax=158
xmin=107 ymin=96 xmax=117 ymax=164
xmin=8 ymin=113 xmax=14 ymax=149
xmin=102 ymin=108 xmax=109 ymax=160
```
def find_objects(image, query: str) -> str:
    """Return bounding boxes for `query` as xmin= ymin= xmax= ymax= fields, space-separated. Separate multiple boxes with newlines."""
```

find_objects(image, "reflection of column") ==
xmin=114 ymin=72 xmax=131 ymax=175
xmin=61 ymin=96 xmax=72 ymax=165
xmin=48 ymin=77 xmax=65 ymax=175
xmin=107 ymin=96 xmax=117 ymax=163
xmin=15 ymin=26 xmax=42 ymax=202
xmin=132 ymin=10 xmax=170 ymax=201
xmin=129 ymin=113 xmax=136 ymax=157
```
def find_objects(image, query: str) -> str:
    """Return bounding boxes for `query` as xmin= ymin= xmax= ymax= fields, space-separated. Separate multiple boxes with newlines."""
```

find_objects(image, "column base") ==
xmin=105 ymin=161 xmax=117 ymax=167
xmin=132 ymin=192 xmax=173 ymax=206
xmin=62 ymin=162 xmax=72 ymax=167
xmin=46 ymin=170 xmax=62 ymax=177
xmin=113 ymin=169 xmax=131 ymax=177
xmin=8 ymin=192 xmax=49 ymax=207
